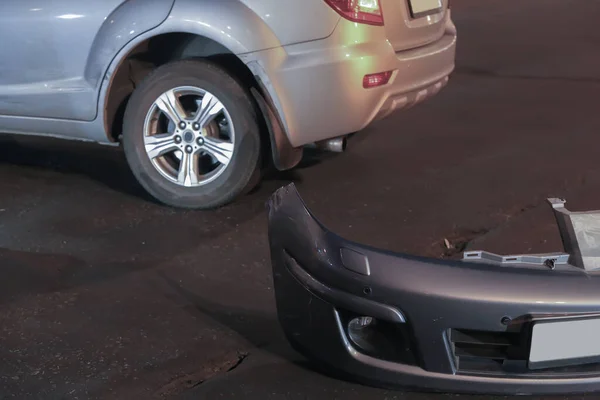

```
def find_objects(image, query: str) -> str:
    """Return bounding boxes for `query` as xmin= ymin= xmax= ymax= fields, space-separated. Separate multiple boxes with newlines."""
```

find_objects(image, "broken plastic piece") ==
xmin=463 ymin=251 xmax=569 ymax=269
xmin=466 ymin=198 xmax=600 ymax=271
xmin=549 ymin=198 xmax=600 ymax=271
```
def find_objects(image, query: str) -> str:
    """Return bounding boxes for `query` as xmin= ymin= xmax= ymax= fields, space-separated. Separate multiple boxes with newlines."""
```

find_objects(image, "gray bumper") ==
xmin=268 ymin=184 xmax=600 ymax=395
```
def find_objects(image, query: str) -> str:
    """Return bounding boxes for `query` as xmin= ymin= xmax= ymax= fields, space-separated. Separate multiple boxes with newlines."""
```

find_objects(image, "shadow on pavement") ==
xmin=0 ymin=134 xmax=335 ymax=206
xmin=156 ymin=272 xmax=379 ymax=396
xmin=159 ymin=272 xmax=284 ymax=350
xmin=0 ymin=249 xmax=85 ymax=304
xmin=0 ymin=135 xmax=150 ymax=200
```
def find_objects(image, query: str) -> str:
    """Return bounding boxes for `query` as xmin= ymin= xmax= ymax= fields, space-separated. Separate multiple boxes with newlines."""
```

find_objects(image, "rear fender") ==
xmin=161 ymin=0 xmax=282 ymax=54
xmin=85 ymin=0 xmax=175 ymax=88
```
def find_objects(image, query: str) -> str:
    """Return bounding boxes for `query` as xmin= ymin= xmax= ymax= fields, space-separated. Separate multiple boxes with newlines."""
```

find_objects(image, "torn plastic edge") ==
xmin=465 ymin=198 xmax=600 ymax=272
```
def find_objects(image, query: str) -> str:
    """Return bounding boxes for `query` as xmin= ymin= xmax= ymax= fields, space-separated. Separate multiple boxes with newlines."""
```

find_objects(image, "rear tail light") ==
xmin=324 ymin=0 xmax=384 ymax=26
xmin=363 ymin=71 xmax=393 ymax=88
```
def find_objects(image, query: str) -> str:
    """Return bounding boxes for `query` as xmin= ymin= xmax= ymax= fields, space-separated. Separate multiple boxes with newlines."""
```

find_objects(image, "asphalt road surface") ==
xmin=2 ymin=0 xmax=600 ymax=399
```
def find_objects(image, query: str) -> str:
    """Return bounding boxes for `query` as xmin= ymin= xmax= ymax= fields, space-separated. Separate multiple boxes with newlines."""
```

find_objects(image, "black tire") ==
xmin=122 ymin=59 xmax=261 ymax=209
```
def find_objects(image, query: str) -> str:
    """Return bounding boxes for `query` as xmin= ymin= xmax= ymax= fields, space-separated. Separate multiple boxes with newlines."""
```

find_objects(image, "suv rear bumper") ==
xmin=268 ymin=184 xmax=600 ymax=395
xmin=248 ymin=14 xmax=457 ymax=148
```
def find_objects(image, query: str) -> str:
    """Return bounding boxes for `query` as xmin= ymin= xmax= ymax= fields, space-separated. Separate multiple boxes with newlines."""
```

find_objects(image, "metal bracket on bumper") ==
xmin=268 ymin=184 xmax=600 ymax=395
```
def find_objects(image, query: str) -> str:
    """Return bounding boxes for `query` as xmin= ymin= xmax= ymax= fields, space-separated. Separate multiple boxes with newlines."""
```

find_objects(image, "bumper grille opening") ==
xmin=450 ymin=329 xmax=528 ymax=373
xmin=451 ymin=328 xmax=600 ymax=377
xmin=338 ymin=309 xmax=417 ymax=366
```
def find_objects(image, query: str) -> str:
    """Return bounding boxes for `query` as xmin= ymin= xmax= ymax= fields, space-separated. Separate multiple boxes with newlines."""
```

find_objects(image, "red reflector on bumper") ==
xmin=363 ymin=71 xmax=393 ymax=89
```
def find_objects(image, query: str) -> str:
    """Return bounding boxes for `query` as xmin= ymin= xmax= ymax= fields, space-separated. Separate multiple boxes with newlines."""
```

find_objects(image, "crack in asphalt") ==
xmin=189 ymin=352 xmax=249 ymax=389
xmin=155 ymin=352 xmax=249 ymax=398
xmin=226 ymin=353 xmax=249 ymax=373
xmin=455 ymin=66 xmax=600 ymax=85
xmin=441 ymin=202 xmax=540 ymax=258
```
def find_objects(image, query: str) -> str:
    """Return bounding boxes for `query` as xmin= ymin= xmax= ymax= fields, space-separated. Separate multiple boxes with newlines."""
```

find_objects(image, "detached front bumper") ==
xmin=268 ymin=184 xmax=600 ymax=395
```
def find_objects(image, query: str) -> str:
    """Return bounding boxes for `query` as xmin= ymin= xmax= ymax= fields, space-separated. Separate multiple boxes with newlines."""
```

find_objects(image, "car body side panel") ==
xmin=239 ymin=0 xmax=340 ymax=47
xmin=160 ymin=0 xmax=283 ymax=55
xmin=0 ymin=0 xmax=297 ymax=144
xmin=0 ymin=0 xmax=174 ymax=121
xmin=0 ymin=0 xmax=289 ymax=143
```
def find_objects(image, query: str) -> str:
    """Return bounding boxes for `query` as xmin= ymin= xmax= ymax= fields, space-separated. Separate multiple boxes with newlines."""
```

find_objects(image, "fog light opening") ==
xmin=340 ymin=310 xmax=417 ymax=365
xmin=348 ymin=316 xmax=379 ymax=353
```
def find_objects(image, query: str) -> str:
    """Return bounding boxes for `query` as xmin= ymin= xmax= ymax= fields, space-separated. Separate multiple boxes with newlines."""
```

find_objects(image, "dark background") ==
xmin=1 ymin=0 xmax=599 ymax=398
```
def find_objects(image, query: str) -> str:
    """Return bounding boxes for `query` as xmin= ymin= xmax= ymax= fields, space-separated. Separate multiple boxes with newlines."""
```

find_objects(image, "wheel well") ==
xmin=105 ymin=33 xmax=264 ymax=145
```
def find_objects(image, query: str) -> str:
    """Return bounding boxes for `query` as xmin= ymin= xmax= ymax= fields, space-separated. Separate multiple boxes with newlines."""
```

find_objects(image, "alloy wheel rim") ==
xmin=143 ymin=86 xmax=235 ymax=187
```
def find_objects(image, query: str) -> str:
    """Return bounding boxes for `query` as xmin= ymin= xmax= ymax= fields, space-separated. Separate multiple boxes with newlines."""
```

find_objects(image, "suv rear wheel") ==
xmin=122 ymin=59 xmax=261 ymax=209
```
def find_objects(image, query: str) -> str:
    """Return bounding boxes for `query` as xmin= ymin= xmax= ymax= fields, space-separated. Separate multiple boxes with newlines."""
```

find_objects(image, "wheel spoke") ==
xmin=194 ymin=93 xmax=224 ymax=128
xmin=177 ymin=151 xmax=199 ymax=187
xmin=201 ymin=136 xmax=234 ymax=165
xmin=155 ymin=89 xmax=187 ymax=124
xmin=144 ymin=133 xmax=178 ymax=159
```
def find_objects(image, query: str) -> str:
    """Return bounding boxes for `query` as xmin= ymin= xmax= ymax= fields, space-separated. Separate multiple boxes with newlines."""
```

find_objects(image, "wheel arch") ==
xmin=101 ymin=27 xmax=301 ymax=171
xmin=84 ymin=0 xmax=176 ymax=91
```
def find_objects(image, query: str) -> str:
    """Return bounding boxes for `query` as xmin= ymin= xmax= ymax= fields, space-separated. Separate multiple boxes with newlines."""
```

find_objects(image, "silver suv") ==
xmin=0 ymin=0 xmax=456 ymax=209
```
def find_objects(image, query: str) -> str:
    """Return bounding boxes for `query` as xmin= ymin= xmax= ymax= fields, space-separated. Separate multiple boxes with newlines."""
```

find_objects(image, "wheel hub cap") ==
xmin=142 ymin=86 xmax=235 ymax=188
xmin=183 ymin=131 xmax=194 ymax=143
